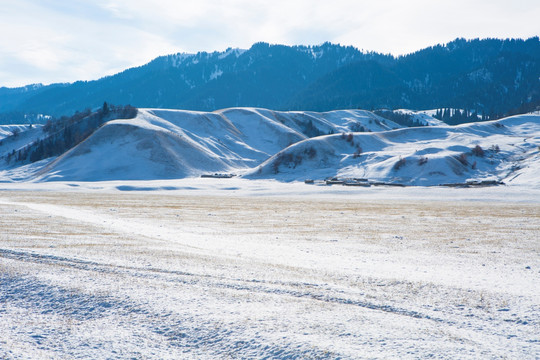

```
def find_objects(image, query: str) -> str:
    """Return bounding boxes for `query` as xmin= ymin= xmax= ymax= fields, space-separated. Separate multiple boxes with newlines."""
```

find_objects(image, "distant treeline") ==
xmin=432 ymin=109 xmax=482 ymax=125
xmin=432 ymin=101 xmax=540 ymax=124
xmin=505 ymin=97 xmax=540 ymax=117
xmin=375 ymin=103 xmax=540 ymax=128
xmin=4 ymin=103 xmax=137 ymax=165
xmin=373 ymin=110 xmax=427 ymax=127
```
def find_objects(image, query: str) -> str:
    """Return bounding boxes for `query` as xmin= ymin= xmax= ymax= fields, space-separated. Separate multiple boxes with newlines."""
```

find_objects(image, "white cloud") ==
xmin=0 ymin=0 xmax=539 ymax=87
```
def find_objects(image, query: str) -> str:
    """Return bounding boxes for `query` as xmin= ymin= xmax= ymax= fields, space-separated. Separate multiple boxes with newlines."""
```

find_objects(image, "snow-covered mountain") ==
xmin=1 ymin=107 xmax=539 ymax=186
xmin=0 ymin=42 xmax=378 ymax=117
xmin=1 ymin=38 xmax=538 ymax=119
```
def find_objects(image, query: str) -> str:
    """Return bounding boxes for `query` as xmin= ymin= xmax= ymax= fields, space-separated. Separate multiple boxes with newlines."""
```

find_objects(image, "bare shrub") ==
xmin=394 ymin=157 xmax=406 ymax=170
xmin=351 ymin=123 xmax=366 ymax=132
xmin=457 ymin=153 xmax=468 ymax=166
xmin=304 ymin=147 xmax=317 ymax=159
xmin=472 ymin=145 xmax=484 ymax=157
xmin=489 ymin=144 xmax=500 ymax=153
xmin=272 ymin=149 xmax=312 ymax=173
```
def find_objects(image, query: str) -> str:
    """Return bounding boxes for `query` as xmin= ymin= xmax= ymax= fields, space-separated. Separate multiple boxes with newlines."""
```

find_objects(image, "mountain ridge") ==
xmin=0 ymin=37 xmax=539 ymax=120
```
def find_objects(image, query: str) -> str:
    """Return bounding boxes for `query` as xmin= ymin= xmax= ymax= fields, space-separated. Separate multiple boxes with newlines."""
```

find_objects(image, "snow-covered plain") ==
xmin=0 ymin=183 xmax=539 ymax=359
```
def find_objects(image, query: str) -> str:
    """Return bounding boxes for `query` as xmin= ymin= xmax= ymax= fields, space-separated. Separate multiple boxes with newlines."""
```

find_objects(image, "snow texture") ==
xmin=0 ymin=189 xmax=538 ymax=359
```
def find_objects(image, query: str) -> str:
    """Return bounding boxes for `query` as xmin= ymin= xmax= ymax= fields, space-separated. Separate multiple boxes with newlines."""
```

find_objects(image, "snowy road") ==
xmin=1 ymin=190 xmax=539 ymax=359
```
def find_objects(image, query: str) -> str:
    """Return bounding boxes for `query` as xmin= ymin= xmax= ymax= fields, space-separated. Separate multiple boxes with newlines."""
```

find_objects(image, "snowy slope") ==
xmin=0 ymin=125 xmax=33 ymax=140
xmin=0 ymin=125 xmax=43 ymax=144
xmin=31 ymin=108 xmax=399 ymax=182
xmin=247 ymin=114 xmax=540 ymax=186
xmin=0 ymin=125 xmax=44 ymax=176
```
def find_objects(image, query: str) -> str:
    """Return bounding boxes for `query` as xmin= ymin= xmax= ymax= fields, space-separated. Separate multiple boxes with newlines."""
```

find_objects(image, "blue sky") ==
xmin=1 ymin=0 xmax=538 ymax=87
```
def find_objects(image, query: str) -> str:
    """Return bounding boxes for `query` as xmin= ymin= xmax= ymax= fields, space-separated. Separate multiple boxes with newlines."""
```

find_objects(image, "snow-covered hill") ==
xmin=1 ymin=108 xmax=539 ymax=186
xmin=0 ymin=124 xmax=43 ymax=165
xmin=247 ymin=114 xmax=540 ymax=186
xmin=30 ymin=108 xmax=399 ymax=181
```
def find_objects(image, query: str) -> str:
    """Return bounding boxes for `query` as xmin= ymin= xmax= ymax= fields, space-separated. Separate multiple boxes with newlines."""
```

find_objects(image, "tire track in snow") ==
xmin=0 ymin=198 xmax=458 ymax=325
xmin=0 ymin=198 xmax=204 ymax=244
xmin=0 ymin=248 xmax=448 ymax=325
xmin=5 ymin=248 xmax=535 ymax=358
xmin=5 ymin=245 xmax=537 ymax=353
xmin=0 ymin=268 xmax=337 ymax=359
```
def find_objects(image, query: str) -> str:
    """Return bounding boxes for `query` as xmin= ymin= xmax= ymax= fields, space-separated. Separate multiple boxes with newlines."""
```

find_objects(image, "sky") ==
xmin=0 ymin=0 xmax=539 ymax=88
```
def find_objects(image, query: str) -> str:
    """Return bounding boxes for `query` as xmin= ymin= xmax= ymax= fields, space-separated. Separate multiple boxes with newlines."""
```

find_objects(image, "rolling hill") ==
xmin=24 ymin=108 xmax=400 ymax=181
xmin=1 ymin=107 xmax=538 ymax=186
xmin=248 ymin=113 xmax=540 ymax=186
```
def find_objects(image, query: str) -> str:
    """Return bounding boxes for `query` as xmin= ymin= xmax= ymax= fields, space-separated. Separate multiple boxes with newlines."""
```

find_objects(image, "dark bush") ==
xmin=351 ymin=123 xmax=366 ymax=132
xmin=457 ymin=153 xmax=468 ymax=166
xmin=472 ymin=145 xmax=484 ymax=157
xmin=272 ymin=149 xmax=309 ymax=173
xmin=394 ymin=157 xmax=406 ymax=170
xmin=489 ymin=144 xmax=500 ymax=153
xmin=304 ymin=147 xmax=317 ymax=159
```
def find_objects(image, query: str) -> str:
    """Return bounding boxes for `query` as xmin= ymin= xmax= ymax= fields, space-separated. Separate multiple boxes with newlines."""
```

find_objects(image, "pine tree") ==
xmin=102 ymin=101 xmax=110 ymax=115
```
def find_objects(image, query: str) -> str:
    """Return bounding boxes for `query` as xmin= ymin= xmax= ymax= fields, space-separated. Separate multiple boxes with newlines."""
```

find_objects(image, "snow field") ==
xmin=1 ymin=191 xmax=539 ymax=359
